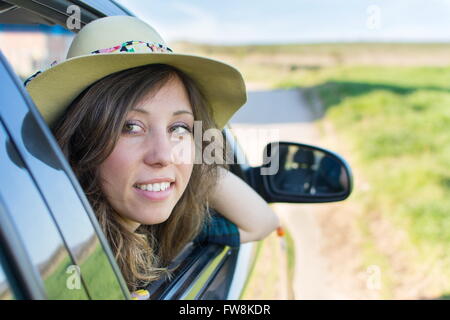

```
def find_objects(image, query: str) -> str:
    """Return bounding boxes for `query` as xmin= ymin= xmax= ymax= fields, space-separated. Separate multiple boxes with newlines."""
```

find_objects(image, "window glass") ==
xmin=0 ymin=124 xmax=89 ymax=299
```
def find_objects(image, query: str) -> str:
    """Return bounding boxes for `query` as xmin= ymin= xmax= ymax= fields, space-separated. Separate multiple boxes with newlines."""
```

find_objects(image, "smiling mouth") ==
xmin=133 ymin=181 xmax=174 ymax=192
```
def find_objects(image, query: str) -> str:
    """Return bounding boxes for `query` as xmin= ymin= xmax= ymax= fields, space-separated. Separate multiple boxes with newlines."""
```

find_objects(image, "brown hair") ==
xmin=52 ymin=64 xmax=225 ymax=291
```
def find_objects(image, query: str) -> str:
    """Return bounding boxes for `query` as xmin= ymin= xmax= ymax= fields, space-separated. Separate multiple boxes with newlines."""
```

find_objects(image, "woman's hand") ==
xmin=209 ymin=167 xmax=280 ymax=243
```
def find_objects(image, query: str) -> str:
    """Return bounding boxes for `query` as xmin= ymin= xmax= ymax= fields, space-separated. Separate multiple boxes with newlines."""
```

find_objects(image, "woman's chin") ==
xmin=135 ymin=209 xmax=172 ymax=225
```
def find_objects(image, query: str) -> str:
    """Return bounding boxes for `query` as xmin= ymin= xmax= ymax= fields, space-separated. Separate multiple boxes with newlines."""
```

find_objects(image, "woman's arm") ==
xmin=209 ymin=167 xmax=280 ymax=243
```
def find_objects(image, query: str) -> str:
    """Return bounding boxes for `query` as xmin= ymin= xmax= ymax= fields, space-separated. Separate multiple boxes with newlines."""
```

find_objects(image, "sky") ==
xmin=116 ymin=0 xmax=450 ymax=44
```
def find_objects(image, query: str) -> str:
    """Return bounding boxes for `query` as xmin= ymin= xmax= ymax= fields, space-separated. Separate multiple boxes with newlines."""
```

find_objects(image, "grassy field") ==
xmin=43 ymin=254 xmax=89 ymax=300
xmin=300 ymin=66 xmax=450 ymax=298
xmin=43 ymin=243 xmax=125 ymax=299
xmin=183 ymin=42 xmax=450 ymax=298
xmin=174 ymin=42 xmax=450 ymax=86
xmin=289 ymin=67 xmax=450 ymax=298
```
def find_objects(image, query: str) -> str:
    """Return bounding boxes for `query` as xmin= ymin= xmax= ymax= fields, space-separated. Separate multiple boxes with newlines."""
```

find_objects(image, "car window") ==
xmin=0 ymin=122 xmax=91 ymax=299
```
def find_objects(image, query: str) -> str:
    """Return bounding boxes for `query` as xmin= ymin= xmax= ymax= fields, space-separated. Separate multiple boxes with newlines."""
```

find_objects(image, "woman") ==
xmin=25 ymin=16 xmax=279 ymax=292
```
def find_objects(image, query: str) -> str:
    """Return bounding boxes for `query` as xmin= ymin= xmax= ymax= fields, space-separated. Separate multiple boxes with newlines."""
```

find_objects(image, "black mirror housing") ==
xmin=250 ymin=141 xmax=353 ymax=203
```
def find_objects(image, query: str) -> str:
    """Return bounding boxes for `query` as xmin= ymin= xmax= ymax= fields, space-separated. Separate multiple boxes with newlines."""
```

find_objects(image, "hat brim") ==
xmin=25 ymin=52 xmax=247 ymax=129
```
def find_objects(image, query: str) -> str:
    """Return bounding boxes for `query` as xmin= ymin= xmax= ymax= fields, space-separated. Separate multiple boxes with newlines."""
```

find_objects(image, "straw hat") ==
xmin=25 ymin=16 xmax=247 ymax=129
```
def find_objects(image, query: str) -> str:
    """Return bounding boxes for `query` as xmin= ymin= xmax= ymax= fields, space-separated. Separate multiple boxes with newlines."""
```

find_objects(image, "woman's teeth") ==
xmin=135 ymin=182 xmax=171 ymax=192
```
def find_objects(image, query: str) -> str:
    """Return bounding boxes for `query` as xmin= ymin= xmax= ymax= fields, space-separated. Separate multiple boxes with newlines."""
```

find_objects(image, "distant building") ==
xmin=0 ymin=24 xmax=74 ymax=80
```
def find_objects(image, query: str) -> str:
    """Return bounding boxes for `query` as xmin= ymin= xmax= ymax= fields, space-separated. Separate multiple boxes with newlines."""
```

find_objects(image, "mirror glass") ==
xmin=270 ymin=144 xmax=349 ymax=196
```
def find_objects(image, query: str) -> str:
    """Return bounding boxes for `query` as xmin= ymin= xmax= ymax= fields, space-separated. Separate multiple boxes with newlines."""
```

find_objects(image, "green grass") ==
xmin=174 ymin=42 xmax=450 ymax=59
xmin=78 ymin=244 xmax=127 ymax=299
xmin=43 ymin=255 xmax=89 ymax=300
xmin=278 ymin=65 xmax=450 ymax=296
xmin=43 ymin=244 xmax=127 ymax=300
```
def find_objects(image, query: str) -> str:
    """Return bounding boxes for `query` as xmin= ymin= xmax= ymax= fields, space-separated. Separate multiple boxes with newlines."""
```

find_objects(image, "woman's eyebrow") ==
xmin=131 ymin=108 xmax=193 ymax=117
xmin=173 ymin=110 xmax=194 ymax=117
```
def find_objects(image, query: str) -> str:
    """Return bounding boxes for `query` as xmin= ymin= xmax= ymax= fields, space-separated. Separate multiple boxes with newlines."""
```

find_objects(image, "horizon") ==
xmin=172 ymin=40 xmax=450 ymax=46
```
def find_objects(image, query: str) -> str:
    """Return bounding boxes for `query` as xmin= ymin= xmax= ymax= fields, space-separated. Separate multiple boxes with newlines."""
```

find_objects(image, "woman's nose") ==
xmin=142 ymin=130 xmax=173 ymax=167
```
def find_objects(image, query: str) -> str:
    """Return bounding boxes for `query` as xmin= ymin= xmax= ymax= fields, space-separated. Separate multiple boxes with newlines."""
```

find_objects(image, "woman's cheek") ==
xmin=98 ymin=142 xmax=136 ymax=196
xmin=170 ymin=136 xmax=195 ymax=166
xmin=178 ymin=162 xmax=194 ymax=192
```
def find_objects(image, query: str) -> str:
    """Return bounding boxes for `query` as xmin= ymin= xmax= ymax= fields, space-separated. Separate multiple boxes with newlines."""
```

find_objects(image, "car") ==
xmin=0 ymin=0 xmax=353 ymax=300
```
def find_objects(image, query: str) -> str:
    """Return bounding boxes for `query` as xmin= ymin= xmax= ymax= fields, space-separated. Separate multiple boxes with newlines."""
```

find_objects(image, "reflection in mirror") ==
xmin=271 ymin=144 xmax=349 ymax=196
xmin=1 ymin=126 xmax=89 ymax=299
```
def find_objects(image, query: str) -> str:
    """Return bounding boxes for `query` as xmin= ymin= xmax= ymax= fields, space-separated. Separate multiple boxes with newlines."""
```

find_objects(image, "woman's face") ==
xmin=98 ymin=75 xmax=195 ymax=231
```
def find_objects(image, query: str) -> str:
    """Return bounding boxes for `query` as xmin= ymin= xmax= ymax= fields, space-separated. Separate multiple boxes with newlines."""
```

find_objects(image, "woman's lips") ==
xmin=133 ymin=182 xmax=175 ymax=201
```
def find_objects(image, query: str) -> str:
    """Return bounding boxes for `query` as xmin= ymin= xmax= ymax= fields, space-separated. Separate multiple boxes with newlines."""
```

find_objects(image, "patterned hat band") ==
xmin=24 ymin=40 xmax=173 ymax=86
xmin=91 ymin=40 xmax=173 ymax=54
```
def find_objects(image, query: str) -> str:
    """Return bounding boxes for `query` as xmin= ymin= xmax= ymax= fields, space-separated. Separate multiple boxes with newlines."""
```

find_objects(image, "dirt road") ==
xmin=229 ymin=88 xmax=374 ymax=300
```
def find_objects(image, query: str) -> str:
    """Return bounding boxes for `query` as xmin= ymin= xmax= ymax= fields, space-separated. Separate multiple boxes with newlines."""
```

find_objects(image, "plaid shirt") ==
xmin=193 ymin=212 xmax=240 ymax=247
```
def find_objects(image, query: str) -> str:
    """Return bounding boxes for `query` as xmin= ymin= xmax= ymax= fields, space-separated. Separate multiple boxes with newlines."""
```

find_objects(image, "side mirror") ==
xmin=256 ymin=141 xmax=353 ymax=203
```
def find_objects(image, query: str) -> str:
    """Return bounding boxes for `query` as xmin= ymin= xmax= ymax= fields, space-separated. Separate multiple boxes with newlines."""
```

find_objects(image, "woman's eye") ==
xmin=171 ymin=124 xmax=192 ymax=136
xmin=123 ymin=122 xmax=144 ymax=134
